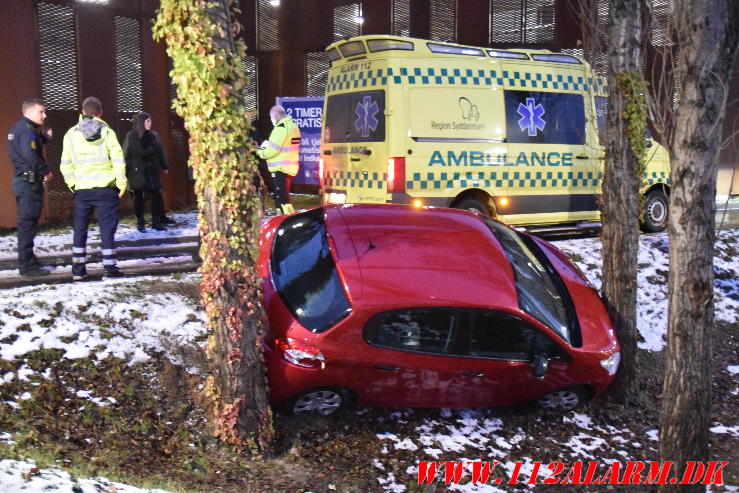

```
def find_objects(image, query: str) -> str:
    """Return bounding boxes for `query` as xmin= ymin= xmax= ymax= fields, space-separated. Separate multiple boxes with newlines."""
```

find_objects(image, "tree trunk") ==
xmin=659 ymin=1 xmax=738 ymax=489
xmin=153 ymin=0 xmax=273 ymax=452
xmin=601 ymin=0 xmax=645 ymax=405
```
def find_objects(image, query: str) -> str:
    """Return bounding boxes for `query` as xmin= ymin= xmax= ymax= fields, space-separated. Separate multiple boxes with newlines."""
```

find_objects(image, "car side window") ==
xmin=466 ymin=310 xmax=568 ymax=361
xmin=365 ymin=308 xmax=458 ymax=355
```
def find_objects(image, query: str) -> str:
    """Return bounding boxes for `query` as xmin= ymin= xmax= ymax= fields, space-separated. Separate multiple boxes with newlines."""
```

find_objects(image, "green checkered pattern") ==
xmin=323 ymin=170 xmax=387 ymax=190
xmin=643 ymin=171 xmax=670 ymax=185
xmin=407 ymin=170 xmax=604 ymax=190
xmin=328 ymin=66 xmax=607 ymax=95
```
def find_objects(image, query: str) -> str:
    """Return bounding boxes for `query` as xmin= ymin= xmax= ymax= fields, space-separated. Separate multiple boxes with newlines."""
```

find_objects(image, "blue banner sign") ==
xmin=276 ymin=96 xmax=324 ymax=186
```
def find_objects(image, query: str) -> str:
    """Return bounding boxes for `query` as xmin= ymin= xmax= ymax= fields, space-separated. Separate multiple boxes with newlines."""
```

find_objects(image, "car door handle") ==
xmin=350 ymin=157 xmax=361 ymax=161
xmin=374 ymin=365 xmax=400 ymax=372
xmin=462 ymin=371 xmax=484 ymax=378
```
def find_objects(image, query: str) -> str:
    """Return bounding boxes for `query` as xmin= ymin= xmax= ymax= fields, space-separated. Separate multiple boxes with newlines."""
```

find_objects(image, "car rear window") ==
xmin=482 ymin=218 xmax=581 ymax=346
xmin=270 ymin=209 xmax=351 ymax=333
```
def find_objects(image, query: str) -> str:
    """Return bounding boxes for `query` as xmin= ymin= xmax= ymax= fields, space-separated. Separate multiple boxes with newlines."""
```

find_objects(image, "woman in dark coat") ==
xmin=123 ymin=112 xmax=169 ymax=232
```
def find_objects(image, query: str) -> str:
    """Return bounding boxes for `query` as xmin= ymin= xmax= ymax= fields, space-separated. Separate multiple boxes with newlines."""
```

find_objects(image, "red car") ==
xmin=258 ymin=205 xmax=620 ymax=415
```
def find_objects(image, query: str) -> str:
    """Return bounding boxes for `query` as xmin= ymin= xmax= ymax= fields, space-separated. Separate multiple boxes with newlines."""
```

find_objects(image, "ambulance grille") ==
xmin=333 ymin=3 xmax=362 ymax=42
xmin=258 ymin=0 xmax=279 ymax=51
xmin=37 ymin=2 xmax=79 ymax=111
xmin=392 ymin=0 xmax=411 ymax=37
xmin=115 ymin=16 xmax=143 ymax=113
xmin=242 ymin=55 xmax=258 ymax=112
xmin=306 ymin=52 xmax=329 ymax=97
xmin=429 ymin=0 xmax=456 ymax=42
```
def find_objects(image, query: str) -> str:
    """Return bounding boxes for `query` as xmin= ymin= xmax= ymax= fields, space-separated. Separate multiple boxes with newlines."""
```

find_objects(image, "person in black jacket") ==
xmin=123 ymin=112 xmax=169 ymax=232
xmin=7 ymin=98 xmax=53 ymax=276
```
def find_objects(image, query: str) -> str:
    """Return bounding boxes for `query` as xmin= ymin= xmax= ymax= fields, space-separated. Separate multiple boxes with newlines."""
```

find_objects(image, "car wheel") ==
xmin=641 ymin=189 xmax=668 ymax=233
xmin=537 ymin=387 xmax=586 ymax=411
xmin=456 ymin=198 xmax=491 ymax=216
xmin=290 ymin=388 xmax=345 ymax=416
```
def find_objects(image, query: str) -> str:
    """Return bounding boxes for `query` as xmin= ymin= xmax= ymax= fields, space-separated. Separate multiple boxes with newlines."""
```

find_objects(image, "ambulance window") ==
xmin=368 ymin=39 xmax=414 ymax=52
xmin=326 ymin=48 xmax=341 ymax=62
xmin=339 ymin=41 xmax=366 ymax=57
xmin=324 ymin=91 xmax=386 ymax=143
xmin=505 ymin=90 xmax=585 ymax=145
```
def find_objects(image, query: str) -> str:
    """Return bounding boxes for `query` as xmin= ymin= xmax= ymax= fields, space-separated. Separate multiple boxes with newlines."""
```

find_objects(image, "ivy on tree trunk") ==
xmin=601 ymin=0 xmax=647 ymax=405
xmin=153 ymin=0 xmax=273 ymax=453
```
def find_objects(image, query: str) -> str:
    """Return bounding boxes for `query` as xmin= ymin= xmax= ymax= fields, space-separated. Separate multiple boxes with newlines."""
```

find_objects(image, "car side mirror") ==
xmin=532 ymin=355 xmax=549 ymax=379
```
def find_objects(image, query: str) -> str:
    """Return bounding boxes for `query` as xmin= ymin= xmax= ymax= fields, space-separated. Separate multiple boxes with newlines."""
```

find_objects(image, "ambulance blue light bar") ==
xmin=427 ymin=42 xmax=485 ymax=57
xmin=487 ymin=50 xmax=529 ymax=60
xmin=531 ymin=53 xmax=582 ymax=64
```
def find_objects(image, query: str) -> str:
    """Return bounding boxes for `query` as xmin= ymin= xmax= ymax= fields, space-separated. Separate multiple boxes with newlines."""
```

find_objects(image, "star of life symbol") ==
xmin=517 ymin=97 xmax=546 ymax=137
xmin=355 ymin=96 xmax=379 ymax=138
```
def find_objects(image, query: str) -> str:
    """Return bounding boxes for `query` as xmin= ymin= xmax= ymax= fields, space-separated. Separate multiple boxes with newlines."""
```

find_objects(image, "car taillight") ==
xmin=275 ymin=338 xmax=325 ymax=369
xmin=387 ymin=157 xmax=406 ymax=193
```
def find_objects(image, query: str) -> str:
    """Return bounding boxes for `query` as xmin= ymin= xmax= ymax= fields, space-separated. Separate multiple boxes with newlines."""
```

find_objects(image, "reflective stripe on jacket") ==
xmin=257 ymin=116 xmax=300 ymax=176
xmin=60 ymin=116 xmax=127 ymax=191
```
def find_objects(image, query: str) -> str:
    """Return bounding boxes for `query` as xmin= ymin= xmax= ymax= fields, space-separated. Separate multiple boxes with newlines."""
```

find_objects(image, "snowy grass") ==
xmin=0 ymin=219 xmax=737 ymax=492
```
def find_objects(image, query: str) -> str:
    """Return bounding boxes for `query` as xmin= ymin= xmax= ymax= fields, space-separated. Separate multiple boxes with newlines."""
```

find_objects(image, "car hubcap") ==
xmin=648 ymin=198 xmax=666 ymax=225
xmin=539 ymin=390 xmax=580 ymax=411
xmin=293 ymin=390 xmax=342 ymax=415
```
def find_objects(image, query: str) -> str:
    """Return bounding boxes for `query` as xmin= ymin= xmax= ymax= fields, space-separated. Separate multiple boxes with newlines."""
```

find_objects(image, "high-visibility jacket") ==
xmin=60 ymin=116 xmax=127 ymax=192
xmin=257 ymin=116 xmax=300 ymax=176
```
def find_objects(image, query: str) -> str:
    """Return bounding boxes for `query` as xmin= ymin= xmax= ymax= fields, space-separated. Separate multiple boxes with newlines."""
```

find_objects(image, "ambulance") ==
xmin=319 ymin=35 xmax=671 ymax=232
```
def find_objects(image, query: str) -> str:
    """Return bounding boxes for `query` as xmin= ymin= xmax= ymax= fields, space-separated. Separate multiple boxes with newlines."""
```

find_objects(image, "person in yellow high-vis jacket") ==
xmin=257 ymin=105 xmax=300 ymax=215
xmin=60 ymin=96 xmax=127 ymax=281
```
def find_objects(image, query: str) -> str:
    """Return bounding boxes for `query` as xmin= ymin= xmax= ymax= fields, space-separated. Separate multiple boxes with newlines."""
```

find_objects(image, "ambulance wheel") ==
xmin=457 ymin=198 xmax=491 ymax=216
xmin=641 ymin=190 xmax=668 ymax=233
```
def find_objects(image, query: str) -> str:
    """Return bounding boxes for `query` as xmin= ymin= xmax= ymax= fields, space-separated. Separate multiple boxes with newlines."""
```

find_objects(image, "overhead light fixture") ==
xmin=269 ymin=0 xmax=280 ymax=6
xmin=354 ymin=16 xmax=364 ymax=24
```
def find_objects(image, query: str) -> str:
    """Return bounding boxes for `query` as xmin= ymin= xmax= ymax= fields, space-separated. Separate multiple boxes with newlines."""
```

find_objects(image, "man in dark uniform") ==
xmin=8 ymin=98 xmax=53 ymax=277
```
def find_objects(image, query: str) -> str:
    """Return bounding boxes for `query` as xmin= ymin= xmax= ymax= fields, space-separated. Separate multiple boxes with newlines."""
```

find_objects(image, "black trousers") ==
xmin=270 ymin=171 xmax=293 ymax=214
xmin=133 ymin=189 xmax=165 ymax=224
xmin=12 ymin=177 xmax=43 ymax=272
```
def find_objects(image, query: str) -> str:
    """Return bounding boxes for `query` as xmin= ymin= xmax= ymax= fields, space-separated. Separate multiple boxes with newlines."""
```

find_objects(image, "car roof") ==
xmin=325 ymin=204 xmax=519 ymax=310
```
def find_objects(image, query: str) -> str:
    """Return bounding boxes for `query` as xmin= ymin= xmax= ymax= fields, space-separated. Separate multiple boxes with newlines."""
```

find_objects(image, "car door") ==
xmin=451 ymin=309 xmax=573 ymax=407
xmin=356 ymin=307 xmax=475 ymax=408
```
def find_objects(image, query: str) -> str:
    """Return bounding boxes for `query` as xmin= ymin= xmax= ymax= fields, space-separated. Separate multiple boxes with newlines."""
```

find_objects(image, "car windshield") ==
xmin=271 ymin=209 xmax=352 ymax=333
xmin=483 ymin=217 xmax=572 ymax=344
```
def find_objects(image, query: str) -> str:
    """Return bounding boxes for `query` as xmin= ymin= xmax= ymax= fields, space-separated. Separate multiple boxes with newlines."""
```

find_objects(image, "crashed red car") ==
xmin=257 ymin=204 xmax=620 ymax=415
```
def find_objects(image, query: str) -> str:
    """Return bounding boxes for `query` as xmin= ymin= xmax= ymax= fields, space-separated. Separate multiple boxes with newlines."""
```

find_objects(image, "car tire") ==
xmin=641 ymin=189 xmax=668 ymax=233
xmin=456 ymin=198 xmax=491 ymax=216
xmin=537 ymin=386 xmax=587 ymax=411
xmin=289 ymin=388 xmax=346 ymax=416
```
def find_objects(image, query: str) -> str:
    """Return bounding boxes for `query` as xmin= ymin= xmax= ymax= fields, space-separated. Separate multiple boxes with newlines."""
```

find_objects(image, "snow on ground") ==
xmin=0 ymin=211 xmax=199 ymax=261
xmin=0 ymin=216 xmax=737 ymax=492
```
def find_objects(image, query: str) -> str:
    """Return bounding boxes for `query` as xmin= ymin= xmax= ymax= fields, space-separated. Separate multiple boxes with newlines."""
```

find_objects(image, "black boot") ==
xmin=137 ymin=219 xmax=146 ymax=233
xmin=152 ymin=221 xmax=167 ymax=231
xmin=160 ymin=215 xmax=176 ymax=225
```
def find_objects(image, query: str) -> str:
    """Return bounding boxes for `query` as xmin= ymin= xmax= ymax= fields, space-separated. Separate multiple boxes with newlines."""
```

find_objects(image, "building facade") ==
xmin=0 ymin=0 xmax=736 ymax=228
